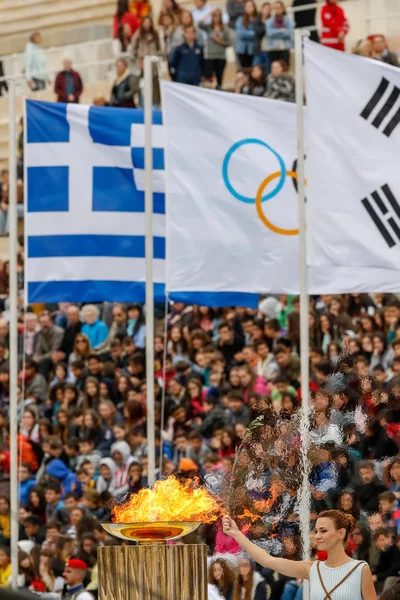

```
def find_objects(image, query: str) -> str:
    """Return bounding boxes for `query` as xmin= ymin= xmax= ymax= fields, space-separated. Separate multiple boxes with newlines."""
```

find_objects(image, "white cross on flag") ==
xmin=304 ymin=40 xmax=400 ymax=293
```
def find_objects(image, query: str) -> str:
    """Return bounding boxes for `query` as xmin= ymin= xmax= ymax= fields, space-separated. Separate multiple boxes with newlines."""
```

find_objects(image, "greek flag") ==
xmin=25 ymin=101 xmax=166 ymax=303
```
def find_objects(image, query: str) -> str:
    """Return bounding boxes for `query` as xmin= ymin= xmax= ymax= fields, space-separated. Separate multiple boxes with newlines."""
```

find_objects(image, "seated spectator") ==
xmin=81 ymin=305 xmax=109 ymax=351
xmin=355 ymin=461 xmax=388 ymax=514
xmin=23 ymin=515 xmax=46 ymax=544
xmin=352 ymin=38 xmax=373 ymax=58
xmin=238 ymin=364 xmax=269 ymax=404
xmin=21 ymin=358 xmax=48 ymax=404
xmin=113 ymin=0 xmax=139 ymax=39
xmin=44 ymin=482 xmax=69 ymax=525
xmin=126 ymin=304 xmax=146 ymax=349
xmin=372 ymin=529 xmax=400 ymax=593
xmin=234 ymin=68 xmax=250 ymax=93
xmin=240 ymin=64 xmax=267 ymax=95
xmin=372 ymin=35 xmax=400 ymax=67
xmin=32 ymin=311 xmax=65 ymax=380
xmin=320 ymin=0 xmax=349 ymax=52
xmin=274 ymin=345 xmax=300 ymax=382
xmin=199 ymin=9 xmax=230 ymax=89
xmin=192 ymin=396 xmax=227 ymax=438
xmin=233 ymin=557 xmax=268 ymax=599
xmin=19 ymin=463 xmax=36 ymax=505
xmin=265 ymin=1 xmax=293 ymax=66
xmin=265 ymin=58 xmax=295 ymax=100
xmin=131 ymin=17 xmax=161 ymax=106
xmin=0 ymin=546 xmax=11 ymax=587
xmin=362 ymin=417 xmax=399 ymax=460
xmin=208 ymin=557 xmax=235 ymax=600
xmin=130 ymin=0 xmax=152 ymax=22
xmin=235 ymin=0 xmax=259 ymax=68
xmin=379 ymin=491 xmax=397 ymax=527
xmin=25 ymin=31 xmax=49 ymax=91
xmin=54 ymin=58 xmax=83 ymax=103
xmin=110 ymin=58 xmax=139 ymax=108
xmin=170 ymin=26 xmax=204 ymax=85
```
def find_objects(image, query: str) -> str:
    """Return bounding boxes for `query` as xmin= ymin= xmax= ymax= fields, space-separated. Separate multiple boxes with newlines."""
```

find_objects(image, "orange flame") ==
xmin=237 ymin=509 xmax=262 ymax=522
xmin=111 ymin=476 xmax=224 ymax=523
xmin=254 ymin=482 xmax=280 ymax=513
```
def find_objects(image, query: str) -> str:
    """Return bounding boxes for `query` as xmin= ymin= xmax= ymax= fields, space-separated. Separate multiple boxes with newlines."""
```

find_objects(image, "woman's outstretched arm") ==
xmin=222 ymin=516 xmax=313 ymax=580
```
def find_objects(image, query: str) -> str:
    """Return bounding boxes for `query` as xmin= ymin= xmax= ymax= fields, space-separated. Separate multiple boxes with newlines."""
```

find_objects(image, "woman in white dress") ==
xmin=222 ymin=510 xmax=377 ymax=600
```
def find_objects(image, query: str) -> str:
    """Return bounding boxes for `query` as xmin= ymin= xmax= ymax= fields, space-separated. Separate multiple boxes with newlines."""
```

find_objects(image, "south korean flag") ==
xmin=304 ymin=40 xmax=400 ymax=294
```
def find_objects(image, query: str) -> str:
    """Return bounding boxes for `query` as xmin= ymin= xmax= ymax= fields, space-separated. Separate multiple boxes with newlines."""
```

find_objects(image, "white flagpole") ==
xmin=8 ymin=77 xmax=19 ymax=590
xmin=295 ymin=29 xmax=311 ymax=568
xmin=144 ymin=55 xmax=156 ymax=486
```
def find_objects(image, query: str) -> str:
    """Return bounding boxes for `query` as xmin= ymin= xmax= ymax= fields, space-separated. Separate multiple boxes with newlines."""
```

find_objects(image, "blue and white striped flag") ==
xmin=25 ymin=100 xmax=166 ymax=303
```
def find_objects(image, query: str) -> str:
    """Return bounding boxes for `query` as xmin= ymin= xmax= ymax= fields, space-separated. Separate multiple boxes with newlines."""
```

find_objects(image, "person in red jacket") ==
xmin=113 ymin=0 xmax=140 ymax=38
xmin=54 ymin=59 xmax=83 ymax=103
xmin=320 ymin=0 xmax=349 ymax=52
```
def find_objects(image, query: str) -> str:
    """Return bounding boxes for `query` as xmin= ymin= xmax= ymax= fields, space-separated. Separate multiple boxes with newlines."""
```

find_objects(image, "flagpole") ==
xmin=295 ymin=29 xmax=311 ymax=571
xmin=8 ymin=77 xmax=19 ymax=590
xmin=144 ymin=55 xmax=156 ymax=487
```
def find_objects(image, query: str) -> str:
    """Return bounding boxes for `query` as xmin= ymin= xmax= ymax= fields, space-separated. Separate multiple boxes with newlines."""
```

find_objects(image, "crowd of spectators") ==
xmin=0 ymin=293 xmax=398 ymax=598
xmin=0 ymin=1 xmax=397 ymax=598
xmin=15 ymin=0 xmax=399 ymax=113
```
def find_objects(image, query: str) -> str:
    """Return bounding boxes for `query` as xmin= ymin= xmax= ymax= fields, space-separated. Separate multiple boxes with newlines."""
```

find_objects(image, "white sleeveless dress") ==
xmin=310 ymin=560 xmax=367 ymax=600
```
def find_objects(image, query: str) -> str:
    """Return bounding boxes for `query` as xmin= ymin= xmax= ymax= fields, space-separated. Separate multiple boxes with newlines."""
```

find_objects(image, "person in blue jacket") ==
xmin=18 ymin=463 xmax=36 ymax=505
xmin=265 ymin=0 xmax=293 ymax=66
xmin=169 ymin=25 xmax=204 ymax=85
xmin=46 ymin=458 xmax=81 ymax=498
xmin=235 ymin=0 xmax=259 ymax=67
xmin=81 ymin=304 xmax=109 ymax=351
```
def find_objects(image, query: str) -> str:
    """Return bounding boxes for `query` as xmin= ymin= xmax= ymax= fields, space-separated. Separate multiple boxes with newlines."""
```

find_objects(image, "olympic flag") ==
xmin=305 ymin=40 xmax=400 ymax=292
xmin=161 ymin=81 xmax=304 ymax=301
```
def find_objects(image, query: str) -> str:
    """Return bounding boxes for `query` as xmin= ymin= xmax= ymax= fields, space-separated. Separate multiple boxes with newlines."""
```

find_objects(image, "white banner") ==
xmin=162 ymin=81 xmax=304 ymax=300
xmin=305 ymin=40 xmax=400 ymax=293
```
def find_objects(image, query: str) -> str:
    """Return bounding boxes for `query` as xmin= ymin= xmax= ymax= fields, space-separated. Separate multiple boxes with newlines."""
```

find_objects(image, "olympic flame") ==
xmin=111 ymin=476 xmax=224 ymax=523
xmin=237 ymin=509 xmax=262 ymax=522
xmin=254 ymin=482 xmax=280 ymax=513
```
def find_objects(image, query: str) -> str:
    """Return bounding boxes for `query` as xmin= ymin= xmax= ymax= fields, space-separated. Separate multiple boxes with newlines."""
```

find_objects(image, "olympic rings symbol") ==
xmin=222 ymin=138 xmax=303 ymax=236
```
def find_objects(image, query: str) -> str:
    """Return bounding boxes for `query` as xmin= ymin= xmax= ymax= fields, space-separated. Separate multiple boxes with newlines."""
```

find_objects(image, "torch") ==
xmin=98 ymin=476 xmax=224 ymax=600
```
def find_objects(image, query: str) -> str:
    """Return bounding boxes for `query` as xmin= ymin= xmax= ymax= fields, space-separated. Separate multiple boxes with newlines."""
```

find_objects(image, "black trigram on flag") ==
xmin=362 ymin=184 xmax=400 ymax=248
xmin=360 ymin=77 xmax=400 ymax=137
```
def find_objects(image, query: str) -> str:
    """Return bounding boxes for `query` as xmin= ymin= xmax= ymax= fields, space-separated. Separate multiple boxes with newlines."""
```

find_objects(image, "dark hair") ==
xmin=25 ymin=358 xmax=39 ymax=372
xmin=317 ymin=510 xmax=356 ymax=541
xmin=71 ymin=359 xmax=85 ymax=370
xmin=243 ymin=0 xmax=258 ymax=27
xmin=314 ymin=360 xmax=332 ymax=377
xmin=65 ymin=437 xmax=80 ymax=451
xmin=45 ymin=481 xmax=62 ymax=495
xmin=24 ymin=515 xmax=41 ymax=526
xmin=139 ymin=16 xmax=160 ymax=49
xmin=265 ymin=318 xmax=281 ymax=332
xmin=45 ymin=520 xmax=62 ymax=531
xmin=373 ymin=527 xmax=391 ymax=541
xmin=116 ymin=0 xmax=129 ymax=20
